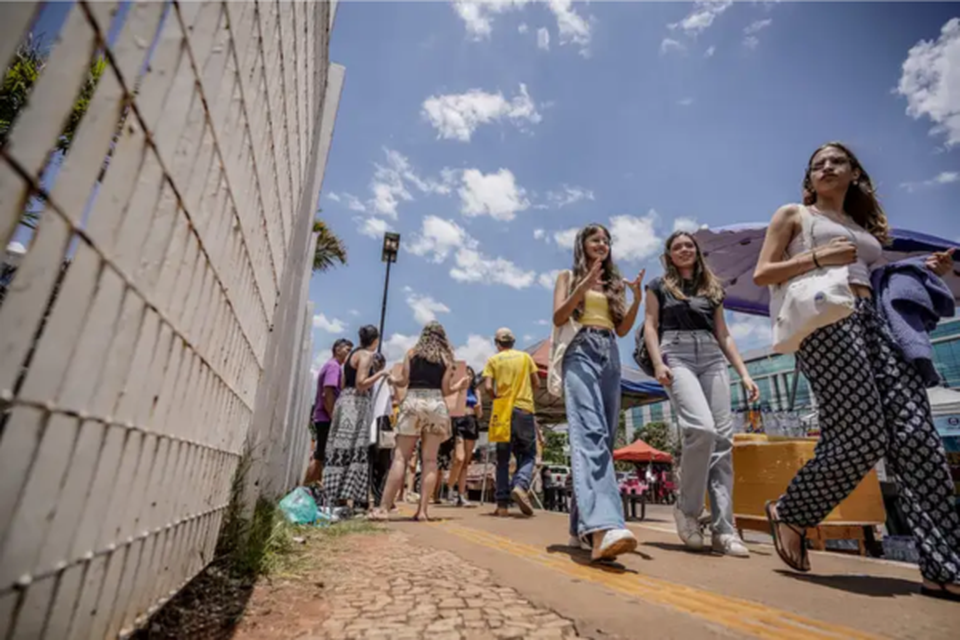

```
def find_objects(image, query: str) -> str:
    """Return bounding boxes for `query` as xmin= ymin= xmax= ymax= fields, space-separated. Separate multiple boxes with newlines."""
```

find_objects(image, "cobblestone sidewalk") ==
xmin=232 ymin=526 xmax=579 ymax=640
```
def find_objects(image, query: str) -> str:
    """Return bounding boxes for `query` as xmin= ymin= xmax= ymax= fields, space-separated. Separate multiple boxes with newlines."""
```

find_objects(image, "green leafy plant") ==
xmin=312 ymin=216 xmax=347 ymax=272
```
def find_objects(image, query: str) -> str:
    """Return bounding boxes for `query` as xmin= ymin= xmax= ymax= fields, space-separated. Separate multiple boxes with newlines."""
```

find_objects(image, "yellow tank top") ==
xmin=581 ymin=289 xmax=615 ymax=330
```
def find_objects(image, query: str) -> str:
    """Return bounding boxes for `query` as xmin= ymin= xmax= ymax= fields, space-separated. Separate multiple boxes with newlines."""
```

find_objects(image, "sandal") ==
xmin=765 ymin=500 xmax=810 ymax=573
xmin=367 ymin=508 xmax=389 ymax=522
xmin=921 ymin=582 xmax=960 ymax=602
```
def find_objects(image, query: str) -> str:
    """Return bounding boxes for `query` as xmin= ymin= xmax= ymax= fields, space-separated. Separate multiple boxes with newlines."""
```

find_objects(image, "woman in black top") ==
xmin=323 ymin=325 xmax=389 ymax=508
xmin=644 ymin=232 xmax=759 ymax=557
xmin=372 ymin=322 xmax=468 ymax=521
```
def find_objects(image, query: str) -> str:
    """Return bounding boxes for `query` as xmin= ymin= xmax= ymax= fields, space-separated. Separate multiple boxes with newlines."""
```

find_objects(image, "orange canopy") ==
xmin=613 ymin=439 xmax=673 ymax=463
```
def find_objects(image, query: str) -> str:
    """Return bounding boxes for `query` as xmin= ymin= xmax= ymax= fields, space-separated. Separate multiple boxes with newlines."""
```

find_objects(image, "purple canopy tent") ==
xmin=693 ymin=224 xmax=960 ymax=409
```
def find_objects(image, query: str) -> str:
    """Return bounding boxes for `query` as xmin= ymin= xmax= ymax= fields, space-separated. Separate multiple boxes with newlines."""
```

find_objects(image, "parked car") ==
xmin=545 ymin=465 xmax=570 ymax=487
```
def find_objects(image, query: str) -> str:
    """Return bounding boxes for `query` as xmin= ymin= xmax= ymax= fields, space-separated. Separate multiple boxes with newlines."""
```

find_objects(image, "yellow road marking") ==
xmin=406 ymin=513 xmax=884 ymax=640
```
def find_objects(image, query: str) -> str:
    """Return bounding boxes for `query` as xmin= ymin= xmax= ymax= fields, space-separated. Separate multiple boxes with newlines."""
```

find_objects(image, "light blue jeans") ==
xmin=563 ymin=328 xmax=625 ymax=539
xmin=661 ymin=330 xmax=735 ymax=535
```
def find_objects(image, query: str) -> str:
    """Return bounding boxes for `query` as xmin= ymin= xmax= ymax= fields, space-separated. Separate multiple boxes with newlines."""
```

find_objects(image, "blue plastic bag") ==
xmin=279 ymin=487 xmax=319 ymax=524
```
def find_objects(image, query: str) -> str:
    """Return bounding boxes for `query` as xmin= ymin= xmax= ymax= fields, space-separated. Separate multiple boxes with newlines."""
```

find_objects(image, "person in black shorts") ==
xmin=446 ymin=366 xmax=483 ymax=507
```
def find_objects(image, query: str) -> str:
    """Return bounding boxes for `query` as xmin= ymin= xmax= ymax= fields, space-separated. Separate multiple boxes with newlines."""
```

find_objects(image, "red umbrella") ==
xmin=613 ymin=439 xmax=673 ymax=463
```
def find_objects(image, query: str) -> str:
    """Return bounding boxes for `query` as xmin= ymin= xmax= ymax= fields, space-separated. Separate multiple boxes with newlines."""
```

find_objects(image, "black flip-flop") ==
xmin=765 ymin=500 xmax=810 ymax=573
xmin=921 ymin=583 xmax=960 ymax=602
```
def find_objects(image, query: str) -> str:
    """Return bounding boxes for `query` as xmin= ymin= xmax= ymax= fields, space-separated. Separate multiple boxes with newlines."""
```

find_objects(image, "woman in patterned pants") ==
xmin=754 ymin=142 xmax=959 ymax=600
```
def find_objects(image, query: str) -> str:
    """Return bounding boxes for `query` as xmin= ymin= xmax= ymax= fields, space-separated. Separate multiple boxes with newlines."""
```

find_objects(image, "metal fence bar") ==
xmin=0 ymin=1 xmax=336 ymax=637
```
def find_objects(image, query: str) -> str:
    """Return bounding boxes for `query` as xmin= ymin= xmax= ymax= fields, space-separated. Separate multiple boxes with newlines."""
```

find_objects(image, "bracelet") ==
xmin=811 ymin=250 xmax=822 ymax=269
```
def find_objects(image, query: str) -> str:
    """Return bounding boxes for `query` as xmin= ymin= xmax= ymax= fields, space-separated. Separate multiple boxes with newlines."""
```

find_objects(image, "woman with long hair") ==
xmin=372 ymin=321 xmax=468 ymax=521
xmin=323 ymin=325 xmax=389 ymax=508
xmin=553 ymin=223 xmax=645 ymax=561
xmin=446 ymin=366 xmax=483 ymax=507
xmin=754 ymin=142 xmax=959 ymax=598
xmin=644 ymin=232 xmax=760 ymax=557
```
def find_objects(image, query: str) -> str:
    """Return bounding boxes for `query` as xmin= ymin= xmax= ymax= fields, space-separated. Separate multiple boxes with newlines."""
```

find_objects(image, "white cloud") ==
xmin=725 ymin=312 xmax=773 ymax=352
xmin=743 ymin=36 xmax=759 ymax=50
xmin=459 ymin=168 xmax=531 ymax=220
xmin=897 ymin=18 xmax=960 ymax=148
xmin=343 ymin=193 xmax=366 ymax=212
xmin=408 ymin=215 xmax=536 ymax=289
xmin=326 ymin=192 xmax=341 ymax=202
xmin=536 ymin=319 xmax=550 ymax=326
xmin=450 ymin=247 xmax=536 ymax=289
xmin=537 ymin=27 xmax=551 ymax=51
xmin=313 ymin=313 xmax=348 ymax=333
xmin=673 ymin=217 xmax=701 ymax=233
xmin=668 ymin=0 xmax=733 ymax=37
xmin=678 ymin=98 xmax=694 ymax=107
xmin=547 ymin=0 xmax=593 ymax=56
xmin=349 ymin=309 xmax=360 ymax=316
xmin=368 ymin=149 xmax=455 ymax=217
xmin=382 ymin=333 xmax=418 ymax=365
xmin=452 ymin=0 xmax=528 ymax=40
xmin=356 ymin=216 xmax=393 ymax=239
xmin=539 ymin=269 xmax=562 ymax=290
xmin=406 ymin=292 xmax=451 ymax=325
xmin=704 ymin=45 xmax=716 ymax=58
xmin=900 ymin=171 xmax=960 ymax=192
xmin=660 ymin=38 xmax=686 ymax=56
xmin=523 ymin=334 xmax=533 ymax=343
xmin=610 ymin=212 xmax=662 ymax=262
xmin=744 ymin=18 xmax=773 ymax=35
xmin=455 ymin=334 xmax=498 ymax=372
xmin=546 ymin=184 xmax=594 ymax=208
xmin=408 ymin=215 xmax=471 ymax=263
xmin=533 ymin=228 xmax=546 ymax=240
xmin=422 ymin=84 xmax=542 ymax=143
xmin=518 ymin=22 xmax=529 ymax=34
xmin=553 ymin=227 xmax=579 ymax=249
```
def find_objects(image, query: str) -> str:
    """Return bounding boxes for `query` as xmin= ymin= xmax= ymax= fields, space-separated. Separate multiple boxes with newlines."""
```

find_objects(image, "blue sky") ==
xmin=312 ymin=1 xmax=960 ymax=375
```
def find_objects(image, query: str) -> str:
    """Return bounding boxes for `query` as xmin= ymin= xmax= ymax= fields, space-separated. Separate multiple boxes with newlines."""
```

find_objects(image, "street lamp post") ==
xmin=377 ymin=232 xmax=400 ymax=353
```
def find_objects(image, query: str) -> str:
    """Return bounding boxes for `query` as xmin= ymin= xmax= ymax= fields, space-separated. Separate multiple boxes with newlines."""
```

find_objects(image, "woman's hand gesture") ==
xmin=624 ymin=269 xmax=645 ymax=299
xmin=816 ymin=237 xmax=857 ymax=267
xmin=655 ymin=363 xmax=673 ymax=387
xmin=926 ymin=248 xmax=955 ymax=277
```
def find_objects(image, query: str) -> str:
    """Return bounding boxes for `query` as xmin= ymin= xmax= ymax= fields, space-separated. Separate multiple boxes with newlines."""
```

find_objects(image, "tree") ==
xmin=312 ymin=217 xmax=347 ymax=272
xmin=632 ymin=420 xmax=676 ymax=457
xmin=2 ymin=35 xmax=107 ymax=230
xmin=542 ymin=429 xmax=567 ymax=466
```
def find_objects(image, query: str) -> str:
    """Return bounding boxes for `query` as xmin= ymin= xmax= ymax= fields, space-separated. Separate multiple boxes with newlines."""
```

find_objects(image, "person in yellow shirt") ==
xmin=482 ymin=328 xmax=540 ymax=517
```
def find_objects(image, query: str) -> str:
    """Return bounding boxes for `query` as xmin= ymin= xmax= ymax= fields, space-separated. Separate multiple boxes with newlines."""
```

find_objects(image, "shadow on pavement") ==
xmin=545 ymin=544 xmax=641 ymax=574
xmin=775 ymin=570 xmax=921 ymax=598
xmin=642 ymin=540 xmax=712 ymax=555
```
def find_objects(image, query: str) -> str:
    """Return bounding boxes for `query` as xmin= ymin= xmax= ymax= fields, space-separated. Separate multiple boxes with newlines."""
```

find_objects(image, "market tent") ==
xmin=478 ymin=338 xmax=668 ymax=426
xmin=694 ymin=224 xmax=960 ymax=317
xmin=613 ymin=439 xmax=673 ymax=463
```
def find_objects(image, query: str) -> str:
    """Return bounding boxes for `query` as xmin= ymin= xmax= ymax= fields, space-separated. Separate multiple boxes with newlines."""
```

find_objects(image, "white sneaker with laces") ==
xmin=592 ymin=528 xmax=638 ymax=561
xmin=674 ymin=505 xmax=705 ymax=551
xmin=568 ymin=535 xmax=589 ymax=551
xmin=712 ymin=533 xmax=750 ymax=558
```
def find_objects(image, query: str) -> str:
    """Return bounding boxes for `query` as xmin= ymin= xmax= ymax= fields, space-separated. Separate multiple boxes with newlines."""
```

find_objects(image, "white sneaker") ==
xmin=674 ymin=505 xmax=705 ymax=551
xmin=568 ymin=535 xmax=589 ymax=551
xmin=712 ymin=533 xmax=750 ymax=558
xmin=591 ymin=528 xmax=638 ymax=561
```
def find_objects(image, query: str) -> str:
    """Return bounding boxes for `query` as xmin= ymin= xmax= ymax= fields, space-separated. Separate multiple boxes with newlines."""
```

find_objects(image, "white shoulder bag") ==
xmin=547 ymin=270 xmax=581 ymax=397
xmin=769 ymin=206 xmax=856 ymax=354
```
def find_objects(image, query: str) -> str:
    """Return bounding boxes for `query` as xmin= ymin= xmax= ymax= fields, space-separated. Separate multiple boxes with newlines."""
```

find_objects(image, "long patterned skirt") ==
xmin=323 ymin=388 xmax=373 ymax=505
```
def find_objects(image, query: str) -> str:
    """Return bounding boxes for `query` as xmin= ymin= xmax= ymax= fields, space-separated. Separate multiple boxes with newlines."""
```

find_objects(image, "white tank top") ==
xmin=785 ymin=205 xmax=883 ymax=288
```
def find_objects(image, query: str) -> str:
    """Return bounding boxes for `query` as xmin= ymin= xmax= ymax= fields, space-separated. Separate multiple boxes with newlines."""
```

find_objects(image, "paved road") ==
xmin=390 ymin=503 xmax=956 ymax=640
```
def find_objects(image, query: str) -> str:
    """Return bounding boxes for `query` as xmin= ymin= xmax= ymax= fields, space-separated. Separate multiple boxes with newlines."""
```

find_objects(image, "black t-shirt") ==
xmin=646 ymin=277 xmax=719 ymax=333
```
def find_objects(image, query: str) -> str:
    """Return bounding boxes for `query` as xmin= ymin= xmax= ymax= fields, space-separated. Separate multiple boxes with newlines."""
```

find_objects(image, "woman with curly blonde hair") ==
xmin=371 ymin=321 xmax=468 ymax=521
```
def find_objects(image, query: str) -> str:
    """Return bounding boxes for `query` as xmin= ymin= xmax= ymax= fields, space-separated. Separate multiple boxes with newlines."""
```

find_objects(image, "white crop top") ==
xmin=785 ymin=205 xmax=883 ymax=288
